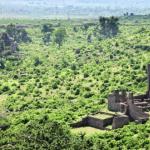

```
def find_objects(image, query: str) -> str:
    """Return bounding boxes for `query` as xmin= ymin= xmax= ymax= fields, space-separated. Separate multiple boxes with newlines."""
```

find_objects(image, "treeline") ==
xmin=42 ymin=16 xmax=119 ymax=47
xmin=42 ymin=23 xmax=67 ymax=48
xmin=0 ymin=24 xmax=31 ymax=68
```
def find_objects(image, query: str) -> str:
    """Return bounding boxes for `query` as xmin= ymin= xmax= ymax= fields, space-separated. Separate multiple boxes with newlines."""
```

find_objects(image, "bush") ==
xmin=84 ymin=72 xmax=89 ymax=78
xmin=34 ymin=57 xmax=42 ymax=66
xmin=52 ymin=82 xmax=58 ymax=89
xmin=84 ymin=92 xmax=94 ymax=98
xmin=1 ymin=85 xmax=10 ymax=92
xmin=0 ymin=121 xmax=71 ymax=150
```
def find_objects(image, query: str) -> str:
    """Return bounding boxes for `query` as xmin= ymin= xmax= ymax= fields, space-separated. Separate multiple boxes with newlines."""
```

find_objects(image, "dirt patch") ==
xmin=71 ymin=127 xmax=106 ymax=136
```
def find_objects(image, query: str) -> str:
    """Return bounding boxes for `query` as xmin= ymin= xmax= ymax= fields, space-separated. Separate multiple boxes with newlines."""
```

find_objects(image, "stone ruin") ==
xmin=71 ymin=65 xmax=150 ymax=130
xmin=108 ymin=64 xmax=150 ymax=124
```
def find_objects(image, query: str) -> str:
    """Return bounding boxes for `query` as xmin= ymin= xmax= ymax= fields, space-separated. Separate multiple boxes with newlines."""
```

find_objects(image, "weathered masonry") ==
xmin=108 ymin=65 xmax=150 ymax=123
xmin=71 ymin=112 xmax=115 ymax=130
xmin=72 ymin=64 xmax=150 ymax=130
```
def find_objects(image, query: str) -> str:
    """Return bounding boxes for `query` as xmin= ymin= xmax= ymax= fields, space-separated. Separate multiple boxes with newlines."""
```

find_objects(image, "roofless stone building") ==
xmin=71 ymin=65 xmax=150 ymax=130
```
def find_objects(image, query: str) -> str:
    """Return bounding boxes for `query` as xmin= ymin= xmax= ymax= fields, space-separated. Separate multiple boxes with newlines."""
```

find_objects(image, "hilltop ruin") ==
xmin=72 ymin=65 xmax=150 ymax=130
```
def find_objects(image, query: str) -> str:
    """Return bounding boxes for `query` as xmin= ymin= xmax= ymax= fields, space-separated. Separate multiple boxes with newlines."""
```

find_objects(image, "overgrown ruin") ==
xmin=72 ymin=65 xmax=150 ymax=130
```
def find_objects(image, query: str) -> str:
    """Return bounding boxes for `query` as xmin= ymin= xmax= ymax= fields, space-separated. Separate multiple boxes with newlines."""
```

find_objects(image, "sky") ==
xmin=1 ymin=0 xmax=150 ymax=7
xmin=0 ymin=0 xmax=150 ymax=18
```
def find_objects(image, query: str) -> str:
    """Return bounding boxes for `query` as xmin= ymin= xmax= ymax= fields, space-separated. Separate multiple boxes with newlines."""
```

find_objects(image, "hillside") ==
xmin=0 ymin=16 xmax=150 ymax=149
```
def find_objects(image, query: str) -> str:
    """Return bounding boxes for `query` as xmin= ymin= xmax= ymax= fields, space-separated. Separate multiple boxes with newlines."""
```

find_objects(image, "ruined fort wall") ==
xmin=71 ymin=117 xmax=88 ymax=128
xmin=133 ymin=94 xmax=147 ymax=100
xmin=87 ymin=116 xmax=113 ymax=129
xmin=108 ymin=102 xmax=121 ymax=112
xmin=127 ymin=99 xmax=149 ymax=122
xmin=112 ymin=115 xmax=129 ymax=129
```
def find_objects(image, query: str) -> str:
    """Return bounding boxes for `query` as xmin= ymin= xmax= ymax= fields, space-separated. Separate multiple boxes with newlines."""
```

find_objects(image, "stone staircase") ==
xmin=134 ymin=98 xmax=150 ymax=111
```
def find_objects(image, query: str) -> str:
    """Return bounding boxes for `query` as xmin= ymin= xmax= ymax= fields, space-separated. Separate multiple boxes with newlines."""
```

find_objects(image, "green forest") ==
xmin=0 ymin=15 xmax=150 ymax=149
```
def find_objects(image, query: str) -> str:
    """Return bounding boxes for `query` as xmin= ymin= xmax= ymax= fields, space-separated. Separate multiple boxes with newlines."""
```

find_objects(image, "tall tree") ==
xmin=99 ymin=16 xmax=119 ymax=38
xmin=43 ymin=33 xmax=51 ymax=45
xmin=42 ymin=24 xmax=54 ymax=33
xmin=54 ymin=28 xmax=67 ymax=48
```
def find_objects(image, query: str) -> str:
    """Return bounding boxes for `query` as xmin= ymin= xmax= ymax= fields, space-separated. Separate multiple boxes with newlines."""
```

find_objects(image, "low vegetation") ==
xmin=0 ymin=15 xmax=150 ymax=149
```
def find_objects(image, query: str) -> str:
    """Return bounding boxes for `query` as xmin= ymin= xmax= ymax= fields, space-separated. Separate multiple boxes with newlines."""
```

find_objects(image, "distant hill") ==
xmin=0 ymin=0 xmax=150 ymax=18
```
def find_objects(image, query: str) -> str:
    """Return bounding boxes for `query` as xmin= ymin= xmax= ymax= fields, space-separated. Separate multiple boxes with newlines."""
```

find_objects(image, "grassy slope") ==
xmin=0 ymin=16 xmax=150 ymax=148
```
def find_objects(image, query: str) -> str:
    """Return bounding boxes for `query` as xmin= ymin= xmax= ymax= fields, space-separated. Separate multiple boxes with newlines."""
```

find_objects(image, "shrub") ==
xmin=74 ymin=88 xmax=80 ymax=95
xmin=84 ymin=92 xmax=94 ymax=98
xmin=1 ymin=85 xmax=10 ymax=92
xmin=34 ymin=57 xmax=42 ymax=66
xmin=52 ymin=82 xmax=58 ymax=89
xmin=0 ymin=121 xmax=71 ymax=150
xmin=84 ymin=72 xmax=89 ymax=78
xmin=54 ymin=28 xmax=67 ymax=48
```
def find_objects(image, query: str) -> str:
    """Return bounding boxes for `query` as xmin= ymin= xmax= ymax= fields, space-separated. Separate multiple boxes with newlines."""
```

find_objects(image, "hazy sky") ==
xmin=0 ymin=0 xmax=149 ymax=18
xmin=1 ymin=0 xmax=150 ymax=8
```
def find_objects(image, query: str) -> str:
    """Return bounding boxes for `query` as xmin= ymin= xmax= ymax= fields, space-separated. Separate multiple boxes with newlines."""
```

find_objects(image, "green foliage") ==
xmin=34 ymin=57 xmax=42 ymax=66
xmin=43 ymin=32 xmax=51 ymax=45
xmin=0 ymin=16 xmax=150 ymax=149
xmin=42 ymin=24 xmax=54 ymax=33
xmin=6 ymin=24 xmax=31 ymax=43
xmin=99 ymin=16 xmax=119 ymax=38
xmin=0 ymin=121 xmax=71 ymax=150
xmin=54 ymin=27 xmax=67 ymax=48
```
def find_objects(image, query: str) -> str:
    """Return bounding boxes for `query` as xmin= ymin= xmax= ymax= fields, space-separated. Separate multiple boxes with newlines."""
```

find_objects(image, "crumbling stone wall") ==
xmin=133 ymin=94 xmax=147 ymax=100
xmin=71 ymin=117 xmax=88 ymax=128
xmin=108 ymin=90 xmax=129 ymax=112
xmin=87 ymin=116 xmax=113 ymax=129
xmin=71 ymin=115 xmax=114 ymax=130
xmin=108 ymin=91 xmax=122 ymax=112
xmin=112 ymin=115 xmax=129 ymax=129
xmin=127 ymin=94 xmax=149 ymax=123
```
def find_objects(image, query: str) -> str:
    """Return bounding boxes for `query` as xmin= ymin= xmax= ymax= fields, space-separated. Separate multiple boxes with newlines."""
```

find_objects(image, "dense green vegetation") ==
xmin=0 ymin=16 xmax=150 ymax=149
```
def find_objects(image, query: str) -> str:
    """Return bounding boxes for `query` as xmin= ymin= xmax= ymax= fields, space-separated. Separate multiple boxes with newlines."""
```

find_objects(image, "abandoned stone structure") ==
xmin=72 ymin=65 xmax=150 ymax=130
xmin=71 ymin=112 xmax=115 ymax=130
xmin=71 ymin=111 xmax=130 ymax=130
xmin=108 ymin=91 xmax=149 ymax=123
xmin=108 ymin=64 xmax=150 ymax=123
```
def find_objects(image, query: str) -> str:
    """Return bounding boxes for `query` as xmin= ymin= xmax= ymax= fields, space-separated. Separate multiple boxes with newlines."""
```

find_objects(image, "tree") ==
xmin=6 ymin=24 xmax=17 ymax=38
xmin=87 ymin=34 xmax=92 ymax=43
xmin=99 ymin=16 xmax=119 ymax=38
xmin=43 ymin=33 xmax=51 ymax=45
xmin=42 ymin=24 xmax=54 ymax=33
xmin=0 ymin=39 xmax=5 ymax=52
xmin=0 ymin=121 xmax=71 ymax=150
xmin=19 ymin=29 xmax=31 ymax=43
xmin=6 ymin=24 xmax=31 ymax=43
xmin=54 ymin=28 xmax=67 ymax=48
xmin=1 ymin=33 xmax=11 ymax=46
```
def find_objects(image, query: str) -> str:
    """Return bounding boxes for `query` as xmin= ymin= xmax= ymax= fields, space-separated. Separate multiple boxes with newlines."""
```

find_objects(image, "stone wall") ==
xmin=108 ymin=93 xmax=119 ymax=111
xmin=112 ymin=115 xmax=129 ymax=129
xmin=87 ymin=116 xmax=113 ymax=129
xmin=108 ymin=93 xmax=121 ymax=112
xmin=127 ymin=98 xmax=149 ymax=123
xmin=71 ymin=117 xmax=88 ymax=128
xmin=108 ymin=91 xmax=128 ymax=112
xmin=87 ymin=117 xmax=104 ymax=129
xmin=71 ymin=116 xmax=114 ymax=130
xmin=133 ymin=94 xmax=147 ymax=100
